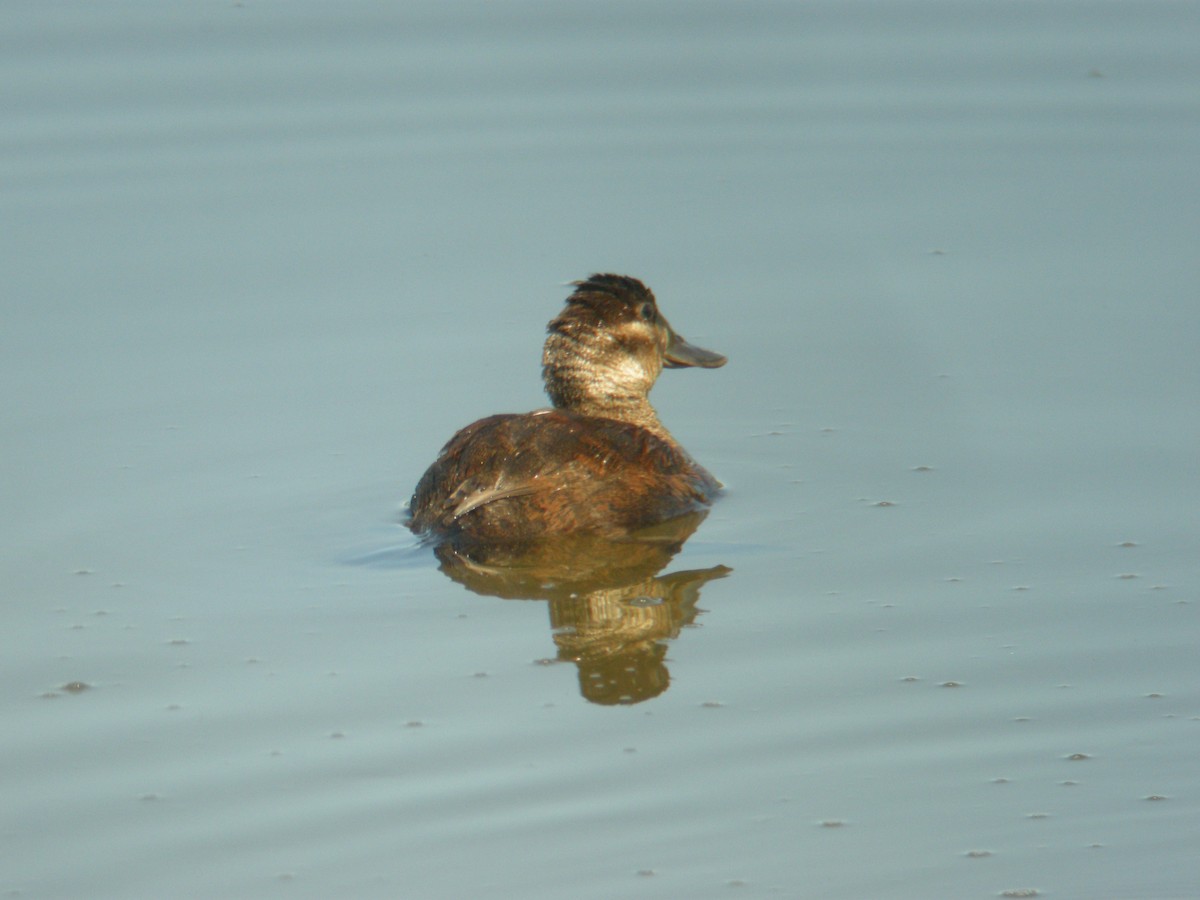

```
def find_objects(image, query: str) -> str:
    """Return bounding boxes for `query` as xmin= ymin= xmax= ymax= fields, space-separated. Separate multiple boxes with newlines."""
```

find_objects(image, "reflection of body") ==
xmin=409 ymin=274 xmax=726 ymax=542
xmin=434 ymin=512 xmax=730 ymax=705
xmin=550 ymin=568 xmax=724 ymax=706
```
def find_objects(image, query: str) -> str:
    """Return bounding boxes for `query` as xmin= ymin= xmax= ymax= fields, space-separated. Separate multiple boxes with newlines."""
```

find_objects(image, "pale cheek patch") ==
xmin=610 ymin=323 xmax=663 ymax=370
xmin=605 ymin=354 xmax=653 ymax=394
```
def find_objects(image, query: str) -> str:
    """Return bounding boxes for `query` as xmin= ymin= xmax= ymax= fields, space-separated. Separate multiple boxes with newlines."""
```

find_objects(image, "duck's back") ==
xmin=408 ymin=410 xmax=719 ymax=541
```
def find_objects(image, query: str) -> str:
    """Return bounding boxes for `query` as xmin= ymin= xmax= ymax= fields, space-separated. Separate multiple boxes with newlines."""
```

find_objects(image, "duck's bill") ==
xmin=665 ymin=330 xmax=727 ymax=369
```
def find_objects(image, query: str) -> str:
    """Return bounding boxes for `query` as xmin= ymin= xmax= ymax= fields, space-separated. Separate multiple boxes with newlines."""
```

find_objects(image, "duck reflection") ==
xmin=430 ymin=511 xmax=730 ymax=705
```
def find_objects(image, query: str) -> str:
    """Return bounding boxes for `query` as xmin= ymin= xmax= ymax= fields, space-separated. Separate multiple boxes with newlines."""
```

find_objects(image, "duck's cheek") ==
xmin=609 ymin=354 xmax=655 ymax=391
xmin=641 ymin=353 xmax=665 ymax=386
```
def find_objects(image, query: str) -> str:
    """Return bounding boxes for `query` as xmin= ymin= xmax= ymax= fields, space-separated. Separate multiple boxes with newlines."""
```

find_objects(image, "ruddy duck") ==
xmin=408 ymin=274 xmax=726 ymax=541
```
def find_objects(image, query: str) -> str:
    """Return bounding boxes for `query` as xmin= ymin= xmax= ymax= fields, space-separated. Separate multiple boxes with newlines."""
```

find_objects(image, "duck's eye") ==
xmin=637 ymin=302 xmax=656 ymax=322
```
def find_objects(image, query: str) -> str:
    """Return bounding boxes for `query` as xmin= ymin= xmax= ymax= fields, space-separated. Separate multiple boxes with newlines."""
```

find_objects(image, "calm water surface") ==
xmin=4 ymin=2 xmax=1199 ymax=898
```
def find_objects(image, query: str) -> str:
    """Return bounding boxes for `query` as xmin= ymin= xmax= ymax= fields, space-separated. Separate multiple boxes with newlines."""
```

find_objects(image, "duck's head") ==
xmin=541 ymin=274 xmax=725 ymax=422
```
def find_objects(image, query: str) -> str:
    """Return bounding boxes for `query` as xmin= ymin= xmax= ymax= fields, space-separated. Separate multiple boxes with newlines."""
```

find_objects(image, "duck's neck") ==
xmin=569 ymin=393 xmax=671 ymax=440
xmin=542 ymin=363 xmax=672 ymax=441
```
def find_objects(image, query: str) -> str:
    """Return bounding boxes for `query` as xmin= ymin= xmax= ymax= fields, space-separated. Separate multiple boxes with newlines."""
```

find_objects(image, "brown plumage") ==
xmin=408 ymin=274 xmax=726 ymax=541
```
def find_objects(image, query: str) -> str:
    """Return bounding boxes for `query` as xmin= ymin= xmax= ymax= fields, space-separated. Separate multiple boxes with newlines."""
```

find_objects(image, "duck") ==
xmin=408 ymin=274 xmax=726 ymax=542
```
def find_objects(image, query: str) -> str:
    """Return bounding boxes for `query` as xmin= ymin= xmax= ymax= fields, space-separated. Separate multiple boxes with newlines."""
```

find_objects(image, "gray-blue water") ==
xmin=4 ymin=2 xmax=1198 ymax=897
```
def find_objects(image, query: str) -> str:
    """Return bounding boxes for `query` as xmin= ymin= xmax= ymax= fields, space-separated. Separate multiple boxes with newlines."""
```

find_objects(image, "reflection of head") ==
xmin=572 ymin=642 xmax=669 ymax=705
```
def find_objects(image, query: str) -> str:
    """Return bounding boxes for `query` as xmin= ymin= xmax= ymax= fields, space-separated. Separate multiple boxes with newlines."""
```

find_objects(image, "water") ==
xmin=4 ymin=2 xmax=1198 ymax=897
